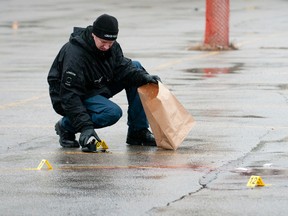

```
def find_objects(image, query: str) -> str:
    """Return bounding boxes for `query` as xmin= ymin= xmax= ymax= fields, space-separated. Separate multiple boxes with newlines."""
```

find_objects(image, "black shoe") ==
xmin=126 ymin=128 xmax=157 ymax=146
xmin=55 ymin=120 xmax=80 ymax=148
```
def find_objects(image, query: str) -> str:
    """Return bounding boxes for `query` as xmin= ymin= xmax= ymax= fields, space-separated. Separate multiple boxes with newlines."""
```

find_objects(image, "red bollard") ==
xmin=204 ymin=0 xmax=230 ymax=48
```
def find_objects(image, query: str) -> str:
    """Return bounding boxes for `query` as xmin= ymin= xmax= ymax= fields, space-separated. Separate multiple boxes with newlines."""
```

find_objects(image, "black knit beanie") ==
xmin=92 ymin=14 xmax=118 ymax=41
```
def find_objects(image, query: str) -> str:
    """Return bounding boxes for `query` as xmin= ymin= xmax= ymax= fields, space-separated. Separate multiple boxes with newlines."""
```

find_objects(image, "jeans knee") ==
xmin=132 ymin=60 xmax=142 ymax=69
xmin=109 ymin=105 xmax=123 ymax=124
xmin=91 ymin=104 xmax=122 ymax=128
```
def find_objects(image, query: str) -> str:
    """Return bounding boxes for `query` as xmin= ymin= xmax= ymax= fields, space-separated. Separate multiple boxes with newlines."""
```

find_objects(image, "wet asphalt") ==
xmin=1 ymin=0 xmax=288 ymax=215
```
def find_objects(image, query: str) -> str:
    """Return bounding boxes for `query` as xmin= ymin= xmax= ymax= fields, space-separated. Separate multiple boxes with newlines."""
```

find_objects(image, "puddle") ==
xmin=278 ymin=84 xmax=288 ymax=90
xmin=184 ymin=62 xmax=244 ymax=78
xmin=0 ymin=20 xmax=46 ymax=30
xmin=260 ymin=46 xmax=288 ymax=50
xmin=232 ymin=167 xmax=287 ymax=176
xmin=228 ymin=115 xmax=265 ymax=119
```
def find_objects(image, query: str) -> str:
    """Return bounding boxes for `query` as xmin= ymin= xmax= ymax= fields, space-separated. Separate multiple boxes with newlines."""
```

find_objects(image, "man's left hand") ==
xmin=143 ymin=74 xmax=161 ymax=84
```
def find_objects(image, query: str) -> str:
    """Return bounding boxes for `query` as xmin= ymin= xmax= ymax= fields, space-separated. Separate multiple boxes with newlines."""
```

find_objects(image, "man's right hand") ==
xmin=79 ymin=128 xmax=101 ymax=147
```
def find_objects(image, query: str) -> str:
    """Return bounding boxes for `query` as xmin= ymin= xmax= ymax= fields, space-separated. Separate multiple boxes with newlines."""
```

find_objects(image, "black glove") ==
xmin=143 ymin=74 xmax=161 ymax=84
xmin=79 ymin=128 xmax=101 ymax=147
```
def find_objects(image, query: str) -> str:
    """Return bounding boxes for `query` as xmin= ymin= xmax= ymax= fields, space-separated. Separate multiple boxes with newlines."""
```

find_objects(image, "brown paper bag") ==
xmin=138 ymin=82 xmax=195 ymax=150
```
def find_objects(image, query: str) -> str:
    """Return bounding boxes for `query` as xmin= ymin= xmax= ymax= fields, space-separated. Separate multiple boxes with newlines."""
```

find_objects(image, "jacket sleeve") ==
xmin=60 ymin=47 xmax=94 ymax=132
xmin=47 ymin=50 xmax=65 ymax=116
xmin=112 ymin=44 xmax=151 ymax=87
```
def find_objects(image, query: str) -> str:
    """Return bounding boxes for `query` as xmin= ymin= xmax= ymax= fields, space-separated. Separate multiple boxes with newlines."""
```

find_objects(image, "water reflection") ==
xmin=184 ymin=62 xmax=244 ymax=78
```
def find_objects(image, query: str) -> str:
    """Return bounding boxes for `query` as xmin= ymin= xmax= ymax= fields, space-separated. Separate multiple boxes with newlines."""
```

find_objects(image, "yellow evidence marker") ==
xmin=81 ymin=139 xmax=109 ymax=153
xmin=247 ymin=175 xmax=266 ymax=188
xmin=96 ymin=140 xmax=109 ymax=151
xmin=36 ymin=159 xmax=53 ymax=170
xmin=25 ymin=159 xmax=53 ymax=171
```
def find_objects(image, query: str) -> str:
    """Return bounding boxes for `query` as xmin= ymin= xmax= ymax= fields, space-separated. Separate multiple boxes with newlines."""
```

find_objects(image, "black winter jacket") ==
xmin=47 ymin=26 xmax=150 ymax=132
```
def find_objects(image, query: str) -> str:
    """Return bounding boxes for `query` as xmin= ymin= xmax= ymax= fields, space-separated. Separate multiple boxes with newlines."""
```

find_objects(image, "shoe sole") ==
xmin=126 ymin=138 xmax=157 ymax=146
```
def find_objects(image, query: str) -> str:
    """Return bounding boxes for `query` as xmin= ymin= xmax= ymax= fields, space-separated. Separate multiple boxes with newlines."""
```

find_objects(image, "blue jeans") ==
xmin=61 ymin=61 xmax=149 ymax=133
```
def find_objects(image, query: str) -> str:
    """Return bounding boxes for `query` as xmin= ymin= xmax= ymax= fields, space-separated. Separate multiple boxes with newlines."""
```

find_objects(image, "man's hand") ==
xmin=79 ymin=128 xmax=101 ymax=147
xmin=143 ymin=74 xmax=161 ymax=84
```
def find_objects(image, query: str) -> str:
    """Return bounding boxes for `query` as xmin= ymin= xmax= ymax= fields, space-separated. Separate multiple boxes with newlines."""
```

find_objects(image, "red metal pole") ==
xmin=204 ymin=0 xmax=230 ymax=47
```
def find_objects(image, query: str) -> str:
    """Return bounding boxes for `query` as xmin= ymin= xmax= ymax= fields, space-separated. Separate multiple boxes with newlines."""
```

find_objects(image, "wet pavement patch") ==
xmin=183 ymin=62 xmax=244 ymax=78
xmin=228 ymin=115 xmax=265 ymax=119
xmin=260 ymin=46 xmax=288 ymax=50
xmin=232 ymin=167 xmax=287 ymax=176
xmin=278 ymin=84 xmax=288 ymax=90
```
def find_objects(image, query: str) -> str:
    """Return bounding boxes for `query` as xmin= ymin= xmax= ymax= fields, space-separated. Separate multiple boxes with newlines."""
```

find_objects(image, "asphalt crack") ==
xmin=153 ymin=129 xmax=274 ymax=210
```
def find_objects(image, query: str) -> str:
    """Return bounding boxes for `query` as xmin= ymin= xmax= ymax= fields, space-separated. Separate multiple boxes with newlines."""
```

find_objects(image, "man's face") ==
xmin=92 ymin=33 xmax=115 ymax=51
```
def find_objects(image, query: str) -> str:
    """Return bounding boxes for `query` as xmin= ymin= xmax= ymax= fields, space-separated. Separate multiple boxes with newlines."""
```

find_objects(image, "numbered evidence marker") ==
xmin=247 ymin=175 xmax=266 ymax=188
